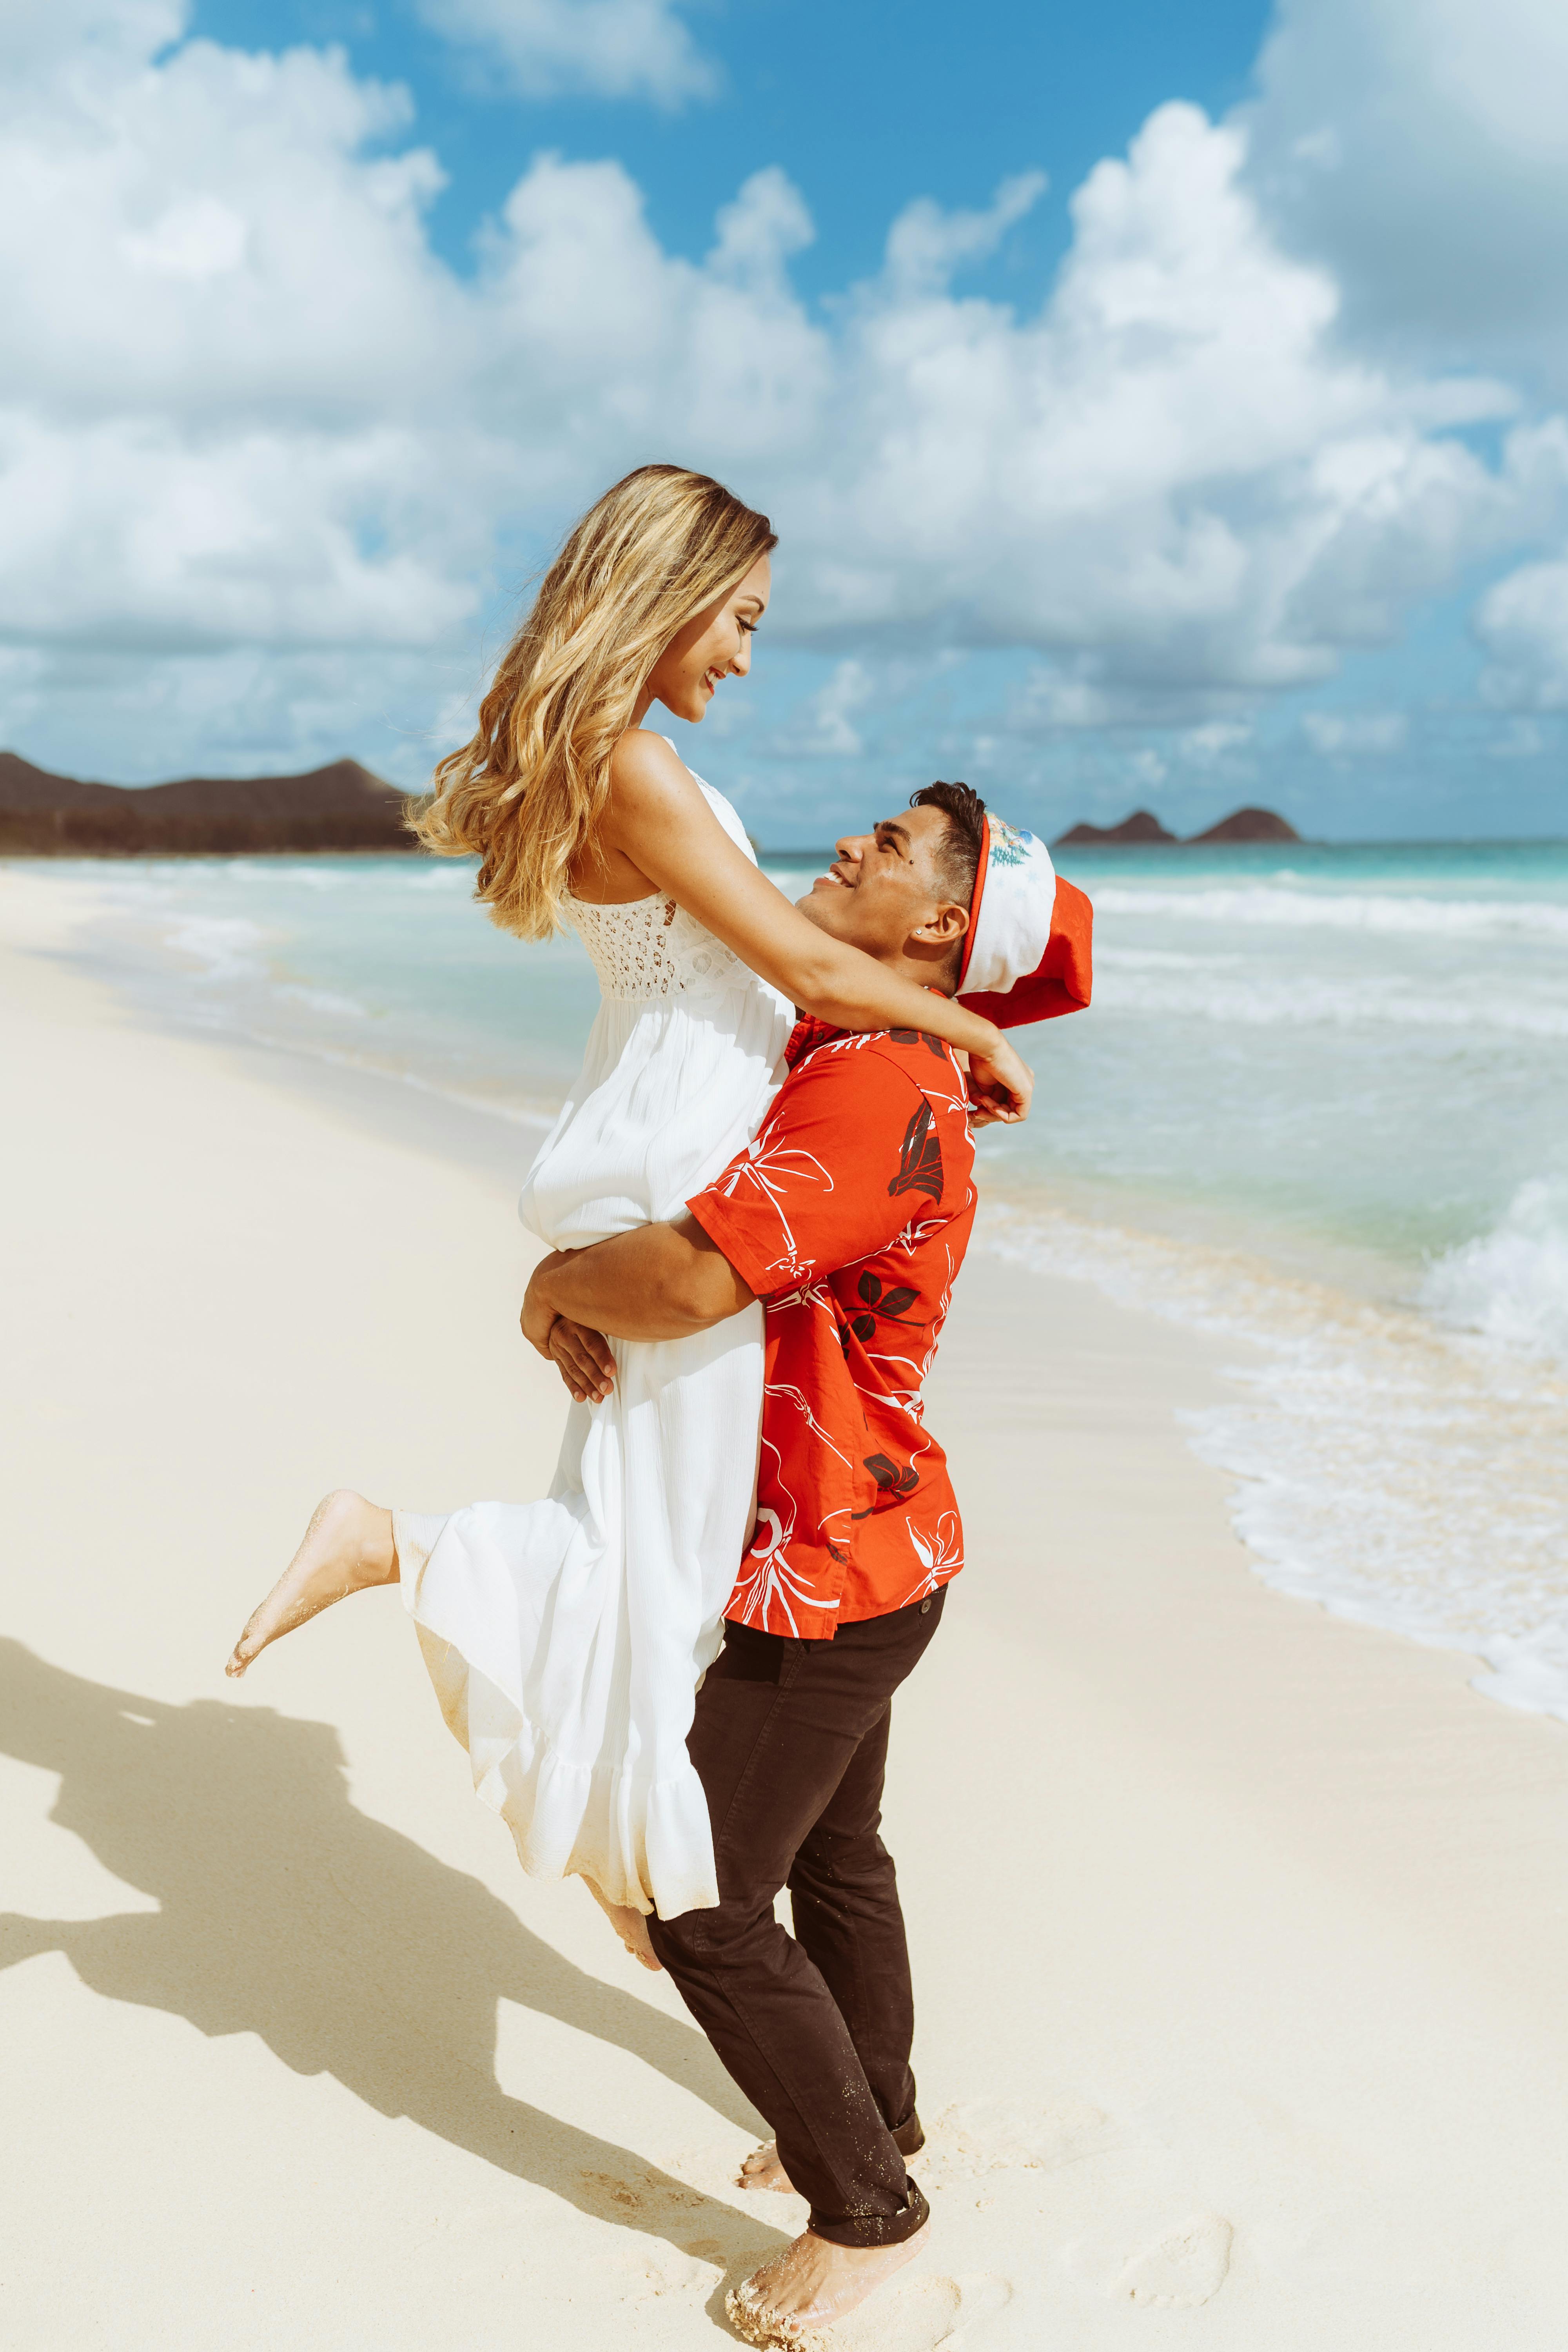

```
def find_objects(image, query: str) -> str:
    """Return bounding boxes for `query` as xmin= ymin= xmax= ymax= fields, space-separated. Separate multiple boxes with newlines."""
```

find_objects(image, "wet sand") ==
xmin=4 ymin=860 xmax=1567 ymax=2348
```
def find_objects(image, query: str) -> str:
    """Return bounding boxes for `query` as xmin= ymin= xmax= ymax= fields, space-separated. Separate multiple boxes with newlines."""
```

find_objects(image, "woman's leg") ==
xmin=582 ymin=1880 xmax=663 ymax=1972
xmin=225 ymin=1490 xmax=397 ymax=1678
xmin=227 ymin=1495 xmax=666 ymax=1978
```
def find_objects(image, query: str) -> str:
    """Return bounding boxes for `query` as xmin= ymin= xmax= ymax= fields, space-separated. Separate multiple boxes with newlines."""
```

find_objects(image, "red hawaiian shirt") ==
xmin=688 ymin=1016 xmax=977 ymax=1639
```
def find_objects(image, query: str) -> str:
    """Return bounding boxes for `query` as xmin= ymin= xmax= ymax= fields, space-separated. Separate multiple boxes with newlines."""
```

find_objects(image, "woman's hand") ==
xmin=520 ymin=1253 xmax=568 ymax=1357
xmin=522 ymin=1255 xmax=616 ymax=1403
xmin=549 ymin=1317 xmax=616 ymax=1405
xmin=965 ymin=1031 xmax=1033 ymax=1126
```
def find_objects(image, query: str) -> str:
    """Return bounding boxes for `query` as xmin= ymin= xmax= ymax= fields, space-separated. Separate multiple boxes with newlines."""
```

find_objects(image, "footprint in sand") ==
xmin=580 ymin=2162 xmax=710 ymax=2216
xmin=619 ymin=2243 xmax=723 ymax=2301
xmin=833 ymin=2271 xmax=1013 ymax=2349
xmin=918 ymin=2097 xmax=1113 ymax=2189
xmin=1114 ymin=2215 xmax=1233 ymax=2308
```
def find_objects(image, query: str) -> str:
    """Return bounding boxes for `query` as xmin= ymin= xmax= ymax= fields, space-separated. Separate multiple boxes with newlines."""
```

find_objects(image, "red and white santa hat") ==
xmin=955 ymin=811 xmax=1094 ymax=1029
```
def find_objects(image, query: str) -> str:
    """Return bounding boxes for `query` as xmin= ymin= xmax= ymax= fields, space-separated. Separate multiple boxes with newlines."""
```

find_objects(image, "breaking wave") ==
xmin=1421 ymin=1181 xmax=1568 ymax=1371
xmin=1091 ymin=885 xmax=1568 ymax=940
xmin=981 ymin=1199 xmax=1568 ymax=1726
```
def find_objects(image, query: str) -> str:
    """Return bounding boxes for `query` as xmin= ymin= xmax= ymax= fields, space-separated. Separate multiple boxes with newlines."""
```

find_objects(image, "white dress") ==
xmin=393 ymin=771 xmax=793 ymax=1921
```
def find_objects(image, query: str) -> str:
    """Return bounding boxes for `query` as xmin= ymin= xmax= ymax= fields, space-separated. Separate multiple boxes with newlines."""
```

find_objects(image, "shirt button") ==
xmin=920 ymin=1598 xmax=932 ymax=1614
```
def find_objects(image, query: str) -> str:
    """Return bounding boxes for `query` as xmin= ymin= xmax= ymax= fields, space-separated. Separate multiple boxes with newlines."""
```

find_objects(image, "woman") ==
xmin=225 ymin=465 xmax=1031 ymax=1965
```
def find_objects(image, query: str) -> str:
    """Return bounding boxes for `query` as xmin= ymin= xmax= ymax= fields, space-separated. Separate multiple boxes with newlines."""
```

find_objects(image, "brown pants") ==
xmin=647 ymin=1589 xmax=946 ymax=2247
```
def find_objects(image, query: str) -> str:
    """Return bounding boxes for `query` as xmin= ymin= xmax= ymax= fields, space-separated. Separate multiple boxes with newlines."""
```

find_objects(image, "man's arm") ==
xmin=526 ymin=1043 xmax=942 ymax=1388
xmin=523 ymin=1212 xmax=756 ymax=1355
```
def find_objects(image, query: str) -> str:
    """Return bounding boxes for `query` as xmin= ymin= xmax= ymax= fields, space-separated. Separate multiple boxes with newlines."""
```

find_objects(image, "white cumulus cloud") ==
xmin=1301 ymin=710 xmax=1409 ymax=756
xmin=4 ymin=2 xmax=1568 ymax=788
xmin=775 ymin=660 xmax=876 ymax=759
xmin=1474 ymin=561 xmax=1568 ymax=711
xmin=1244 ymin=0 xmax=1568 ymax=392
xmin=415 ymin=0 xmax=716 ymax=104
xmin=1179 ymin=722 xmax=1253 ymax=766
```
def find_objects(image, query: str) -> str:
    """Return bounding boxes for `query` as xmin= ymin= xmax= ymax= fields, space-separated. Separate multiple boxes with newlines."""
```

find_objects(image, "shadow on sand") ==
xmin=0 ymin=1638 xmax=786 ymax=2271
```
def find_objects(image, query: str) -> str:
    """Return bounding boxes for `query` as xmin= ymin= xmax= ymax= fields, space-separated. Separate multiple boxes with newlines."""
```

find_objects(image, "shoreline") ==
xmin=13 ymin=854 xmax=1568 ymax=1730
xmin=7 ymin=829 xmax=1568 ymax=852
xmin=5 ymin=860 xmax=1568 ymax=2343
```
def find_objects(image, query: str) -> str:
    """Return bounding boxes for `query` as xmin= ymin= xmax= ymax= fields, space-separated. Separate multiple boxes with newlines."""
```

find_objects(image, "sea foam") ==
xmin=1421 ymin=1181 xmax=1568 ymax=1370
xmin=1094 ymin=957 xmax=1568 ymax=1036
xmin=982 ymin=1201 xmax=1568 ymax=1726
xmin=1091 ymin=885 xmax=1568 ymax=940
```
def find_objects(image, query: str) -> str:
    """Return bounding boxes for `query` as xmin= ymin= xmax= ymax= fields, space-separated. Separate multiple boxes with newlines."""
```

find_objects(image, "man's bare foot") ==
xmin=225 ymin=1490 xmax=396 ymax=1677
xmin=726 ymin=2221 xmax=927 ymax=2347
xmin=584 ymin=1878 xmax=663 ymax=1973
xmin=738 ymin=2139 xmax=798 ymax=2195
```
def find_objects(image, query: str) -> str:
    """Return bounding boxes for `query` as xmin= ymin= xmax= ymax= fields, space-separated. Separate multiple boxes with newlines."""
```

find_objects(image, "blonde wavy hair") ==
xmin=412 ymin=464 xmax=777 ymax=938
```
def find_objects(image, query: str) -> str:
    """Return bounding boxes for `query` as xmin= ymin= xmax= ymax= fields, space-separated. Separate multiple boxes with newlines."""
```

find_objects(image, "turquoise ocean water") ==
xmin=38 ymin=838 xmax=1568 ymax=1722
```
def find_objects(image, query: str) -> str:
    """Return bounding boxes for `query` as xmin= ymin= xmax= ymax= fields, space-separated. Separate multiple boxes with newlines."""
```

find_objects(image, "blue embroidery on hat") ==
xmin=987 ymin=815 xmax=1035 ymax=869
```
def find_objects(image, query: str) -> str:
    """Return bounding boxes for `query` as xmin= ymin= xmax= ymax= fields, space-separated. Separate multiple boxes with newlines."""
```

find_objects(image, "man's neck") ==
xmin=864 ymin=955 xmax=955 ymax=1005
xmin=788 ymin=979 xmax=956 ymax=1065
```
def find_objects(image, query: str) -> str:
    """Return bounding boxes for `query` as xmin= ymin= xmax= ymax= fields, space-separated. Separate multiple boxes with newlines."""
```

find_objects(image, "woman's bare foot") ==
xmin=726 ymin=2223 xmax=927 ymax=2347
xmin=738 ymin=2139 xmax=798 ymax=2194
xmin=583 ymin=1878 xmax=663 ymax=1973
xmin=225 ymin=1490 xmax=396 ymax=1678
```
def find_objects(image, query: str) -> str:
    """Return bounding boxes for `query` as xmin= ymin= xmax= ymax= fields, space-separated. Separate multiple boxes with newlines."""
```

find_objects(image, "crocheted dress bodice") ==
xmin=563 ymin=777 xmax=757 ymax=1003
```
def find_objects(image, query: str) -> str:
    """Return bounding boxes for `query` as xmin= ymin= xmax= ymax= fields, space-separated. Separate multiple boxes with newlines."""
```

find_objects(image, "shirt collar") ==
xmin=784 ymin=1014 xmax=844 ymax=1069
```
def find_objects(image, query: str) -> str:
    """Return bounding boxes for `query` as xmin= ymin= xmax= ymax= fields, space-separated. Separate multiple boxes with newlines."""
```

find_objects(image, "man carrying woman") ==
xmin=224 ymin=461 xmax=1089 ymax=2345
xmin=519 ymin=785 xmax=1088 ymax=2342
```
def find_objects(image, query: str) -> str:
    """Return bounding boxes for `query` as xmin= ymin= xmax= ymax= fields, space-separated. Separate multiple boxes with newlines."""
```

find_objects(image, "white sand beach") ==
xmin=4 ymin=858 xmax=1567 ymax=2350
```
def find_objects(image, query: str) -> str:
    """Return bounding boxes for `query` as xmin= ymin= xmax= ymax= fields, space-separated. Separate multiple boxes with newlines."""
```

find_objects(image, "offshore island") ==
xmin=0 ymin=751 xmax=414 ymax=855
xmin=1054 ymin=806 xmax=1301 ymax=846
xmin=1 ymin=750 xmax=1303 ymax=857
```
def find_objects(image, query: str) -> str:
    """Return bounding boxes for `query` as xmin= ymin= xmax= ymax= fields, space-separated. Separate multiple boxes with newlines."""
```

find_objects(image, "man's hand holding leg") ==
xmin=521 ymin=1216 xmax=755 ymax=1403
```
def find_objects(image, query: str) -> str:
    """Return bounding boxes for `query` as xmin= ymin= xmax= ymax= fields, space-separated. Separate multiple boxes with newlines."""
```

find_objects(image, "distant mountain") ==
xmin=1187 ymin=806 xmax=1301 ymax=844
xmin=1053 ymin=809 xmax=1177 ymax=846
xmin=0 ymin=753 xmax=418 ymax=855
xmin=1053 ymin=802 xmax=1301 ymax=848
xmin=0 ymin=751 xmax=122 ymax=815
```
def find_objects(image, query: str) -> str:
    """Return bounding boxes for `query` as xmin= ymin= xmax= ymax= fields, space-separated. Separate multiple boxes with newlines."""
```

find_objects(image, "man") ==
xmin=523 ymin=782 xmax=1090 ymax=2342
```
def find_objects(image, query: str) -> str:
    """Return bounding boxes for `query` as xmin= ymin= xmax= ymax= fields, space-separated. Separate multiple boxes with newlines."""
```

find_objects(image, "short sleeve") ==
xmin=689 ymin=1046 xmax=930 ymax=1298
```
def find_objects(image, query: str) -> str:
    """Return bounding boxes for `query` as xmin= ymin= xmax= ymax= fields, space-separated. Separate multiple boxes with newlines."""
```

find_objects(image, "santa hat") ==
xmin=955 ymin=812 xmax=1093 ymax=1029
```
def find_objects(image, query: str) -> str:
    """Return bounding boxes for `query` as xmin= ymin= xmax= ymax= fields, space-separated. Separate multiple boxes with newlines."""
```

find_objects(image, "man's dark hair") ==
xmin=910 ymin=780 xmax=987 ymax=912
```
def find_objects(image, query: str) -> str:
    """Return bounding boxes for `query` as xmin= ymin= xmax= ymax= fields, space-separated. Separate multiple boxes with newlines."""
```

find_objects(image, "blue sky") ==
xmin=4 ymin=0 xmax=1568 ymax=839
xmin=192 ymin=0 xmax=1274 ymax=294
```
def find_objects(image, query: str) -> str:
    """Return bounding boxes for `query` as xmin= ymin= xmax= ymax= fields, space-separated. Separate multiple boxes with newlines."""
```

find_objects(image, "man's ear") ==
xmin=911 ymin=901 xmax=969 ymax=949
